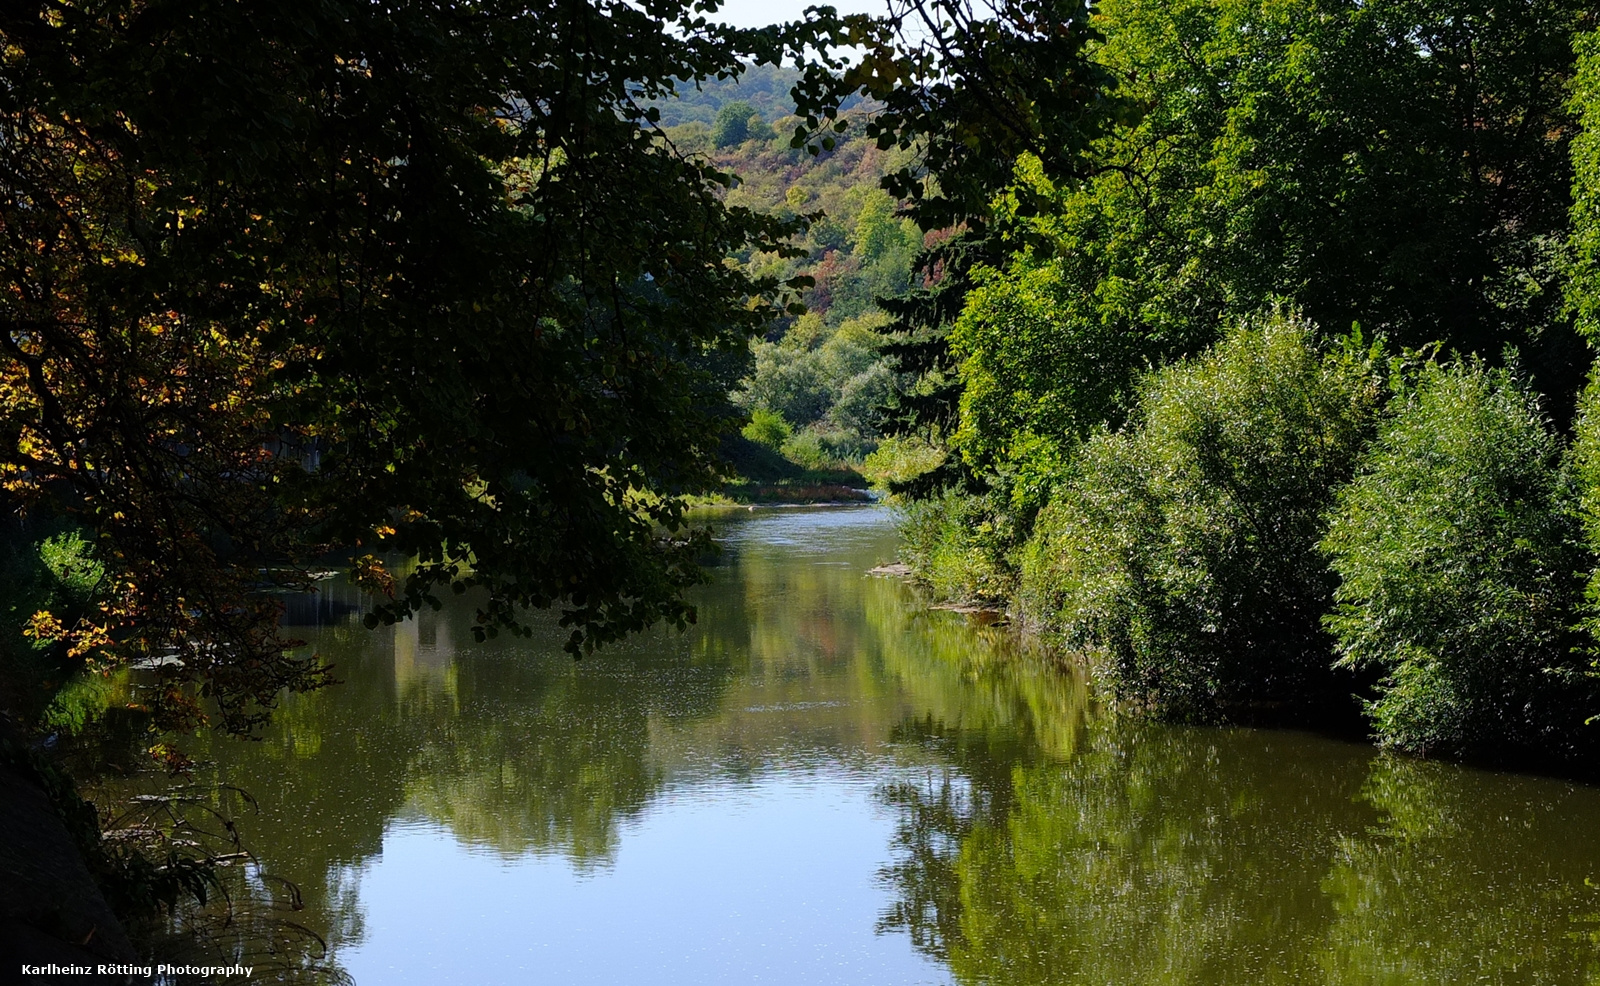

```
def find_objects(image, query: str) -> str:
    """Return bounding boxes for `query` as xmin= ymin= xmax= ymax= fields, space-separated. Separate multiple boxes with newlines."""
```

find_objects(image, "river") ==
xmin=177 ymin=505 xmax=1600 ymax=984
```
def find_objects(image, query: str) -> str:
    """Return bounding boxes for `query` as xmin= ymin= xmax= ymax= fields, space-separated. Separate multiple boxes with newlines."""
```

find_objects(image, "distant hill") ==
xmin=651 ymin=64 xmax=802 ymax=128
xmin=650 ymin=64 xmax=862 ymax=129
xmin=659 ymin=101 xmax=929 ymax=488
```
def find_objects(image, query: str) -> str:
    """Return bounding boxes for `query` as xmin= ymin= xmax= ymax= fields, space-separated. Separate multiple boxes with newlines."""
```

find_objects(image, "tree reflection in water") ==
xmin=155 ymin=508 xmax=1600 ymax=984
xmin=878 ymin=715 xmax=1600 ymax=985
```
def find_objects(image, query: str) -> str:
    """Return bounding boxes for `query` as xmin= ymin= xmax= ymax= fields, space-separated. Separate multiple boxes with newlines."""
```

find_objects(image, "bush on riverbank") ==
xmin=1324 ymin=361 xmax=1591 ymax=757
xmin=897 ymin=489 xmax=1019 ymax=605
xmin=1018 ymin=317 xmax=1383 ymax=719
xmin=898 ymin=313 xmax=1600 ymax=758
xmin=1571 ymin=375 xmax=1600 ymax=675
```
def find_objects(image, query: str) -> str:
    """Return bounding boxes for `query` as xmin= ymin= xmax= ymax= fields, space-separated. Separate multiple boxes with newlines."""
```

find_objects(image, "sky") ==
xmin=706 ymin=0 xmax=890 ymax=28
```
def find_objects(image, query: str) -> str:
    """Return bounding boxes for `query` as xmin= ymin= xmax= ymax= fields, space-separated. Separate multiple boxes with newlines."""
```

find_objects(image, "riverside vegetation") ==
xmin=8 ymin=0 xmax=1600 ymax=974
xmin=884 ymin=0 xmax=1600 ymax=766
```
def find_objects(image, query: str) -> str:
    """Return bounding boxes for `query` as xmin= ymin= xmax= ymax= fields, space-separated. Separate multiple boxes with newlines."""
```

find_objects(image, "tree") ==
xmin=946 ymin=0 xmax=1592 ymax=485
xmin=0 ymin=0 xmax=820 ymax=735
xmin=712 ymin=99 xmax=759 ymax=147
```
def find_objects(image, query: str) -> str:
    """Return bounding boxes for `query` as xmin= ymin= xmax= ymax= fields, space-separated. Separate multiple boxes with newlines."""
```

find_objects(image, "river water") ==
xmin=183 ymin=506 xmax=1600 ymax=984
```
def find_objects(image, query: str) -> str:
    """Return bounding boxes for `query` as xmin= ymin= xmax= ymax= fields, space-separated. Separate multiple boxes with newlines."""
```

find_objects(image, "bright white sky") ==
xmin=707 ymin=0 xmax=890 ymax=28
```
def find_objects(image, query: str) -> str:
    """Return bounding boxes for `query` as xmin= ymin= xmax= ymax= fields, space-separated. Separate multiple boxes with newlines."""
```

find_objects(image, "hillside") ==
xmin=658 ymin=75 xmax=922 ymax=496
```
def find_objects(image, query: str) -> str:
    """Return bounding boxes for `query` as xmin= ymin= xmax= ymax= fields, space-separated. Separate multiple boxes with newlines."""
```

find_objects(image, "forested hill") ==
xmin=660 ymin=87 xmax=920 ymax=493
xmin=651 ymin=64 xmax=805 ymax=128
xmin=650 ymin=63 xmax=864 ymax=128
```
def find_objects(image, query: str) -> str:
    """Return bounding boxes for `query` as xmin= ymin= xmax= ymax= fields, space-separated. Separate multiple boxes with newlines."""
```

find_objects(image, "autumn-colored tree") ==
xmin=0 ymin=0 xmax=821 ymax=735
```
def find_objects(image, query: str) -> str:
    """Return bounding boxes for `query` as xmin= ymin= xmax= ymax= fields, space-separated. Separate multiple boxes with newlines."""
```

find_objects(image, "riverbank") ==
xmin=0 ymin=724 xmax=137 ymax=982
xmin=691 ymin=482 xmax=874 ymax=506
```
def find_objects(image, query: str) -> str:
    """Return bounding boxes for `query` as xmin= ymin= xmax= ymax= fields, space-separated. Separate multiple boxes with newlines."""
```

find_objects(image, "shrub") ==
xmin=1020 ymin=315 xmax=1382 ymax=720
xmin=741 ymin=407 xmax=792 ymax=450
xmin=38 ymin=530 xmax=105 ymax=604
xmin=898 ymin=489 xmax=1019 ymax=605
xmin=862 ymin=435 xmax=946 ymax=492
xmin=778 ymin=423 xmax=869 ymax=470
xmin=1 ymin=521 xmax=107 ymax=729
xmin=1570 ymin=371 xmax=1600 ymax=706
xmin=1322 ymin=361 xmax=1587 ymax=757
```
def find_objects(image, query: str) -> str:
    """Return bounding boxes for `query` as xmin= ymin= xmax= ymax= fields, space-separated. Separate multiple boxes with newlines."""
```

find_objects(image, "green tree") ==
xmin=948 ymin=203 xmax=1143 ymax=482
xmin=712 ymin=99 xmax=759 ymax=147
xmin=849 ymin=190 xmax=909 ymax=263
xmin=0 ymin=0 xmax=820 ymax=734
xmin=949 ymin=0 xmax=1590 ymax=490
xmin=1572 ymin=26 xmax=1600 ymax=338
xmin=741 ymin=407 xmax=793 ymax=450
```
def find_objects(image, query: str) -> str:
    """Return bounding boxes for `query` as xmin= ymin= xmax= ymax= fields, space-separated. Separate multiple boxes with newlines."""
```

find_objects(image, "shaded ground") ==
xmin=1 ymin=725 xmax=137 ymax=984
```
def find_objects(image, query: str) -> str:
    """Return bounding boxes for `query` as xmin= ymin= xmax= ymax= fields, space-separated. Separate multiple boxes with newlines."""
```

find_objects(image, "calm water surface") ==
xmin=187 ymin=506 xmax=1600 ymax=984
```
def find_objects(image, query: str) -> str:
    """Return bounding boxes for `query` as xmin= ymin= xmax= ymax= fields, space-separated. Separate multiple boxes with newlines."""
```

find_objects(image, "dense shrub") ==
xmin=862 ymin=436 xmax=947 ymax=491
xmin=1020 ymin=316 xmax=1382 ymax=720
xmin=779 ymin=423 xmax=873 ymax=470
xmin=897 ymin=489 xmax=1019 ymax=605
xmin=1572 ymin=33 xmax=1600 ymax=725
xmin=1571 ymin=374 xmax=1600 ymax=670
xmin=1322 ymin=362 xmax=1590 ymax=757
xmin=741 ymin=407 xmax=792 ymax=450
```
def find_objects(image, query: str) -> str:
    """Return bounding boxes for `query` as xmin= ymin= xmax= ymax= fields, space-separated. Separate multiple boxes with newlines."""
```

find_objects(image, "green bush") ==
xmin=778 ymin=428 xmax=830 ymax=470
xmin=38 ymin=530 xmax=105 ymax=605
xmin=777 ymin=423 xmax=870 ymax=471
xmin=1 ymin=520 xmax=108 ymax=729
xmin=1020 ymin=315 xmax=1382 ymax=720
xmin=862 ymin=435 xmax=946 ymax=492
xmin=1323 ymin=361 xmax=1588 ymax=757
xmin=897 ymin=489 xmax=1018 ymax=605
xmin=741 ymin=407 xmax=792 ymax=450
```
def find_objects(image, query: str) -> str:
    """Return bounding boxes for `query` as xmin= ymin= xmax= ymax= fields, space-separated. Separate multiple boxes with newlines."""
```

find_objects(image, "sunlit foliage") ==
xmin=1323 ymin=361 xmax=1589 ymax=756
xmin=1019 ymin=316 xmax=1382 ymax=719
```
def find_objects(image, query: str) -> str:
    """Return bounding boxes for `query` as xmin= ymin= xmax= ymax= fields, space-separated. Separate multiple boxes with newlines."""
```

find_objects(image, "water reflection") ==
xmin=173 ymin=507 xmax=1600 ymax=984
xmin=880 ymin=725 xmax=1600 ymax=985
xmin=1320 ymin=758 xmax=1600 ymax=983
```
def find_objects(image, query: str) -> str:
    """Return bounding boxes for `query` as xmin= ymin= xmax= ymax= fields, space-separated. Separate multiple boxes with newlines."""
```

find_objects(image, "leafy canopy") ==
xmin=948 ymin=0 xmax=1590 ymax=487
xmin=0 ymin=0 xmax=827 ymax=733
